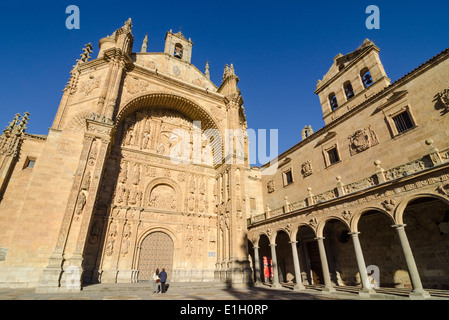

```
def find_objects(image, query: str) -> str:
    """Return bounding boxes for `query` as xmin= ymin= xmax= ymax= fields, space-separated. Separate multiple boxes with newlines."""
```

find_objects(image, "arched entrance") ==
xmin=138 ymin=232 xmax=174 ymax=281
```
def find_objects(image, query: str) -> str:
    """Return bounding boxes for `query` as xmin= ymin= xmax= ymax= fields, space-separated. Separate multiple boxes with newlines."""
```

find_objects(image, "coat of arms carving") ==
xmin=79 ymin=75 xmax=101 ymax=96
xmin=301 ymin=160 xmax=313 ymax=178
xmin=348 ymin=126 xmax=379 ymax=156
xmin=267 ymin=180 xmax=275 ymax=193
xmin=437 ymin=88 xmax=449 ymax=112
xmin=124 ymin=76 xmax=149 ymax=95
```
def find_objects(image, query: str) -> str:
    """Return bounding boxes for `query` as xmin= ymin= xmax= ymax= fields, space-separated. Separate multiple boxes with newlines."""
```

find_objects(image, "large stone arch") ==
xmin=291 ymin=222 xmax=317 ymax=240
xmin=133 ymin=226 xmax=178 ymax=281
xmin=143 ymin=177 xmax=183 ymax=211
xmin=116 ymin=92 xmax=222 ymax=132
xmin=395 ymin=192 xmax=449 ymax=225
xmin=316 ymin=215 xmax=351 ymax=238
xmin=351 ymin=206 xmax=395 ymax=232
xmin=114 ymin=92 xmax=224 ymax=165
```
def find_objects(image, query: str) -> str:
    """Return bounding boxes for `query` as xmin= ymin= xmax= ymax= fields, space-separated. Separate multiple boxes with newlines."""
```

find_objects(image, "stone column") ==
xmin=290 ymin=241 xmax=305 ymax=291
xmin=315 ymin=237 xmax=335 ymax=292
xmin=349 ymin=232 xmax=374 ymax=296
xmin=269 ymin=244 xmax=281 ymax=288
xmin=253 ymin=246 xmax=262 ymax=286
xmin=393 ymin=224 xmax=430 ymax=299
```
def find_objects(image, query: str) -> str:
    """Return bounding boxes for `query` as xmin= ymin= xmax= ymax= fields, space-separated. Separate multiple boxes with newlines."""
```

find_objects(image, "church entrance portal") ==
xmin=138 ymin=232 xmax=174 ymax=281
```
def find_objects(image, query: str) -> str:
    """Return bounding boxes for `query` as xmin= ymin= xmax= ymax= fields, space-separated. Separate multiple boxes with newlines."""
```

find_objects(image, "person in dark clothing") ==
xmin=158 ymin=268 xmax=167 ymax=294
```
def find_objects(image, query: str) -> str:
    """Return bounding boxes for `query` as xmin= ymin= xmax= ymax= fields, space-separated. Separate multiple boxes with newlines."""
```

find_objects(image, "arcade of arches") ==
xmin=248 ymin=194 xmax=449 ymax=297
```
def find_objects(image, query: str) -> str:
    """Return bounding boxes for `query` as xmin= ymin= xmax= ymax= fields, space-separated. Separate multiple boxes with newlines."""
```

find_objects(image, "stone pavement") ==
xmin=0 ymin=282 xmax=425 ymax=301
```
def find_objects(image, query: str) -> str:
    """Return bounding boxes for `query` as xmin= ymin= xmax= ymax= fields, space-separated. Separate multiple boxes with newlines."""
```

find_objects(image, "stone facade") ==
xmin=0 ymin=20 xmax=256 ymax=291
xmin=248 ymin=40 xmax=449 ymax=298
xmin=1 ymin=20 xmax=448 ymax=300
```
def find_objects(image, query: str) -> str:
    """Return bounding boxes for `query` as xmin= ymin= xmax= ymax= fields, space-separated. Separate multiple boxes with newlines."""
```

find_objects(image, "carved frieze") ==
xmin=437 ymin=183 xmax=449 ymax=196
xmin=381 ymin=199 xmax=396 ymax=211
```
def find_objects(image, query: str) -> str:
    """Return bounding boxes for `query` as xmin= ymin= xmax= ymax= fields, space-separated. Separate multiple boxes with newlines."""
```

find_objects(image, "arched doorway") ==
xmin=297 ymin=225 xmax=322 ymax=285
xmin=358 ymin=210 xmax=408 ymax=288
xmin=322 ymin=219 xmax=353 ymax=286
xmin=138 ymin=232 xmax=174 ymax=281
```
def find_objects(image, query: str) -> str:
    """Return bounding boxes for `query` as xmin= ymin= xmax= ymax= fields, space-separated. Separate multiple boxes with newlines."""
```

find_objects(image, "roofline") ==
xmin=261 ymin=46 xmax=449 ymax=169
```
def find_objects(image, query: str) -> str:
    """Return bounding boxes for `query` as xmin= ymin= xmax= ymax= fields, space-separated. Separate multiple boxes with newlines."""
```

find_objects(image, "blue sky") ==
xmin=1 ymin=1 xmax=448 ymax=161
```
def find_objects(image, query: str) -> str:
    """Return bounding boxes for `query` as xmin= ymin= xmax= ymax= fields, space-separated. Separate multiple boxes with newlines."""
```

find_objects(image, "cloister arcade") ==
xmin=248 ymin=170 xmax=449 ymax=299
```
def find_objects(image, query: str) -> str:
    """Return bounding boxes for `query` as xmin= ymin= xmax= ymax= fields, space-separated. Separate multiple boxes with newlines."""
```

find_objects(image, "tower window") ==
xmin=329 ymin=93 xmax=338 ymax=111
xmin=344 ymin=81 xmax=355 ymax=101
xmin=392 ymin=111 xmax=414 ymax=134
xmin=361 ymin=69 xmax=373 ymax=88
xmin=174 ymin=44 xmax=183 ymax=59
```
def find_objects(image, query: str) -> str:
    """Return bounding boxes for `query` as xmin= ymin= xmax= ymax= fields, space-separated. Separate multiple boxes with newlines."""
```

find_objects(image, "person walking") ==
xmin=158 ymin=268 xmax=167 ymax=294
xmin=152 ymin=268 xmax=160 ymax=294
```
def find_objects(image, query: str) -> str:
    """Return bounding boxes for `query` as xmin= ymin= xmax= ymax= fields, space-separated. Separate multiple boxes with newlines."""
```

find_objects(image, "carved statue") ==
xmin=75 ymin=192 xmax=87 ymax=218
xmin=141 ymin=35 xmax=148 ymax=53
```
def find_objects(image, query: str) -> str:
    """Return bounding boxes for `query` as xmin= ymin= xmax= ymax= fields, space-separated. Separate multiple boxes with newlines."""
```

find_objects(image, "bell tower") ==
xmin=315 ymin=39 xmax=391 ymax=125
xmin=164 ymin=29 xmax=193 ymax=63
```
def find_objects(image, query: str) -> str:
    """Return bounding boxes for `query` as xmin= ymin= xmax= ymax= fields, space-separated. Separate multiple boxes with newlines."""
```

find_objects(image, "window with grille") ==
xmin=392 ymin=111 xmax=414 ymax=134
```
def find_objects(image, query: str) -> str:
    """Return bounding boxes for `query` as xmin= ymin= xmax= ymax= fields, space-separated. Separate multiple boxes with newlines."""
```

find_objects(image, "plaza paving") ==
xmin=0 ymin=282 xmax=447 ymax=301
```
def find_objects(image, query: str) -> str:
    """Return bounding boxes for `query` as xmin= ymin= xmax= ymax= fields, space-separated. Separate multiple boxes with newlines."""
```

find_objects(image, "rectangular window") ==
xmin=284 ymin=170 xmax=293 ymax=185
xmin=23 ymin=157 xmax=36 ymax=169
xmin=392 ymin=111 xmax=414 ymax=134
xmin=327 ymin=148 xmax=340 ymax=165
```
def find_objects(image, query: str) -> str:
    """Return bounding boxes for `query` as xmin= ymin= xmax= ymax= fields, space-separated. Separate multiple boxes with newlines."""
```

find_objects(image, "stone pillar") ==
xmin=315 ymin=237 xmax=335 ymax=292
xmin=36 ymin=121 xmax=113 ymax=293
xmin=349 ymin=232 xmax=375 ymax=296
xmin=290 ymin=241 xmax=305 ymax=291
xmin=393 ymin=224 xmax=430 ymax=299
xmin=269 ymin=244 xmax=281 ymax=288
xmin=253 ymin=246 xmax=262 ymax=286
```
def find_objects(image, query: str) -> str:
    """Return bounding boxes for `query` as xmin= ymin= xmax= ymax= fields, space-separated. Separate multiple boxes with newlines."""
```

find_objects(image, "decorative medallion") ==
xmin=172 ymin=66 xmax=181 ymax=78
xmin=124 ymin=76 xmax=149 ymax=95
xmin=301 ymin=160 xmax=313 ymax=178
xmin=79 ymin=75 xmax=101 ymax=96
xmin=437 ymin=88 xmax=449 ymax=112
xmin=348 ymin=126 xmax=379 ymax=156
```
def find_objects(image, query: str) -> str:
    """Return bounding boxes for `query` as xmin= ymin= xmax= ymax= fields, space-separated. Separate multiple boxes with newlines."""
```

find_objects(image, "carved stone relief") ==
xmin=301 ymin=161 xmax=313 ymax=178
xmin=79 ymin=75 xmax=101 ymax=96
xmin=437 ymin=88 xmax=449 ymax=112
xmin=348 ymin=126 xmax=379 ymax=156
xmin=149 ymin=184 xmax=177 ymax=211
xmin=124 ymin=76 xmax=149 ymax=95
xmin=267 ymin=180 xmax=275 ymax=194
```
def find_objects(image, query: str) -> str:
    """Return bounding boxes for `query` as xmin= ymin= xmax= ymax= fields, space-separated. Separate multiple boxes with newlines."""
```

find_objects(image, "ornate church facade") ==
xmin=1 ymin=19 xmax=449 ymax=299
xmin=0 ymin=19 xmax=262 ymax=292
